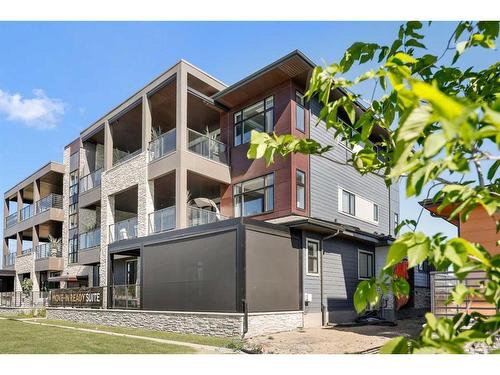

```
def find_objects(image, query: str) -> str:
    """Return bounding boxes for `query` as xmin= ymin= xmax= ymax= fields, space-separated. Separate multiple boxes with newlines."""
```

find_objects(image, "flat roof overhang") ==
xmin=419 ymin=199 xmax=459 ymax=226
xmin=4 ymin=161 xmax=64 ymax=199
xmin=0 ymin=270 xmax=15 ymax=277
xmin=213 ymin=50 xmax=314 ymax=108
xmin=269 ymin=215 xmax=393 ymax=245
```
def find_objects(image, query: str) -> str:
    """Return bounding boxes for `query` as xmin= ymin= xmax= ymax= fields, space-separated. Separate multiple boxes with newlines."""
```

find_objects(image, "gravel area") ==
xmin=246 ymin=318 xmax=425 ymax=354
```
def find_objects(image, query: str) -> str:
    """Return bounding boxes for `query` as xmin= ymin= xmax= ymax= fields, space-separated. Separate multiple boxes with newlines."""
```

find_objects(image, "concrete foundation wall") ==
xmin=246 ymin=311 xmax=303 ymax=337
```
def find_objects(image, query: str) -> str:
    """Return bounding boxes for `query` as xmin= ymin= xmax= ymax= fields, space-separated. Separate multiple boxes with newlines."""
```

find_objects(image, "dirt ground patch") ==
xmin=247 ymin=318 xmax=425 ymax=354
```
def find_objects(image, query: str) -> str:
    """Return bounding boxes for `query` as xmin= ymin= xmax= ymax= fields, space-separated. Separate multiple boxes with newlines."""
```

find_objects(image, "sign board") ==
xmin=49 ymin=287 xmax=103 ymax=308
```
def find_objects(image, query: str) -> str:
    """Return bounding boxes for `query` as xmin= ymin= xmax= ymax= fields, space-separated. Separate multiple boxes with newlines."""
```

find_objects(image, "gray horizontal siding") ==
xmin=309 ymin=99 xmax=399 ymax=236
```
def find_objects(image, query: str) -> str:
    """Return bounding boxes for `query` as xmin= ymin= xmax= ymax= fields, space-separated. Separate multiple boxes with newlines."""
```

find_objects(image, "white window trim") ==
xmin=305 ymin=238 xmax=321 ymax=277
xmin=338 ymin=186 xmax=380 ymax=225
xmin=358 ymin=249 xmax=374 ymax=280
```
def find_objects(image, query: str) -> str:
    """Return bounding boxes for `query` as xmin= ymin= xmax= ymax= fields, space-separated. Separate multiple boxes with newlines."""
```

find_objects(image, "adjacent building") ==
xmin=2 ymin=50 xmax=428 ymax=329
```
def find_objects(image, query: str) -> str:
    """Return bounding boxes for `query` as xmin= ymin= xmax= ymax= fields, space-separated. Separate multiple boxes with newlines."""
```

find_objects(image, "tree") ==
xmin=248 ymin=21 xmax=500 ymax=353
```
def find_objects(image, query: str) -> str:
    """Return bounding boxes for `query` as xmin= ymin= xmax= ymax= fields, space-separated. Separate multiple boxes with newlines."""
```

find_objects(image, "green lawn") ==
xmin=0 ymin=319 xmax=196 ymax=354
xmin=33 ymin=319 xmax=240 ymax=348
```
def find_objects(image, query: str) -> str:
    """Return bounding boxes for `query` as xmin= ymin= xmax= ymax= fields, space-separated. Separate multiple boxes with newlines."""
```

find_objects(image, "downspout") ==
xmin=320 ymin=228 xmax=342 ymax=326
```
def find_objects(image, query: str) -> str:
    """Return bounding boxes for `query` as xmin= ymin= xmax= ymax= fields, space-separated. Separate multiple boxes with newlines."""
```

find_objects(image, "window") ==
xmin=233 ymin=174 xmax=274 ymax=217
xmin=92 ymin=265 xmax=100 ymax=286
xmin=69 ymin=213 xmax=78 ymax=230
xmin=295 ymin=91 xmax=305 ymax=132
xmin=358 ymin=250 xmax=374 ymax=279
xmin=373 ymin=204 xmax=379 ymax=222
xmin=342 ymin=190 xmax=356 ymax=216
xmin=234 ymin=96 xmax=274 ymax=146
xmin=68 ymin=237 xmax=78 ymax=264
xmin=306 ymin=240 xmax=320 ymax=275
xmin=126 ymin=260 xmax=138 ymax=285
xmin=296 ymin=170 xmax=306 ymax=210
xmin=69 ymin=203 xmax=77 ymax=215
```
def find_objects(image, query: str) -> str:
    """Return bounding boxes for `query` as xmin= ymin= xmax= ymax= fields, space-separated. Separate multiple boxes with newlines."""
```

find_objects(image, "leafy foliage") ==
xmin=248 ymin=21 xmax=500 ymax=353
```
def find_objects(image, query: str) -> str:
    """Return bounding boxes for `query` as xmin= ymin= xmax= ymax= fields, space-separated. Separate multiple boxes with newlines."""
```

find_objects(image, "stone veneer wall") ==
xmin=245 ymin=311 xmax=304 ymax=337
xmin=47 ymin=308 xmax=244 ymax=337
xmin=100 ymin=151 xmax=152 ymax=287
xmin=45 ymin=308 xmax=304 ymax=338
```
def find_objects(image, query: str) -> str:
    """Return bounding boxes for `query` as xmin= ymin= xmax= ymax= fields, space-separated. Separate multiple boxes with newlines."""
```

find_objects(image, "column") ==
xmin=175 ymin=168 xmax=187 ymax=229
xmin=175 ymin=63 xmax=188 ymax=229
xmin=104 ymin=120 xmax=113 ymax=170
xmin=142 ymin=94 xmax=152 ymax=152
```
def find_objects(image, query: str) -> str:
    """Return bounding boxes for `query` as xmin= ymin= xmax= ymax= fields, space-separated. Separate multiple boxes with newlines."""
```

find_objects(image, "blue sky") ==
xmin=0 ymin=21 xmax=497 ymax=242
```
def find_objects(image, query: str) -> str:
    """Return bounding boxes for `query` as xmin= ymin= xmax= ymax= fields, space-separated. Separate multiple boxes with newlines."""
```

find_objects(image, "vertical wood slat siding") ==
xmin=309 ymin=99 xmax=399 ymax=236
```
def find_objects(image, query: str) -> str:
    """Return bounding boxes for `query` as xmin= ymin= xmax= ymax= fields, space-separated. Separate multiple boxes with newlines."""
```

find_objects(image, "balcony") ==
xmin=187 ymin=128 xmax=228 ymax=165
xmin=109 ymin=217 xmax=138 ymax=243
xmin=20 ymin=204 xmax=34 ymax=221
xmin=5 ymin=213 xmax=17 ymax=229
xmin=3 ymin=253 xmax=15 ymax=268
xmin=34 ymin=243 xmax=63 ymax=272
xmin=79 ymin=168 xmax=102 ymax=193
xmin=21 ymin=248 xmax=32 ymax=256
xmin=187 ymin=206 xmax=229 ymax=227
xmin=149 ymin=129 xmax=176 ymax=162
xmin=79 ymin=228 xmax=101 ymax=250
xmin=35 ymin=194 xmax=63 ymax=214
xmin=149 ymin=206 xmax=176 ymax=234
xmin=35 ymin=243 xmax=62 ymax=259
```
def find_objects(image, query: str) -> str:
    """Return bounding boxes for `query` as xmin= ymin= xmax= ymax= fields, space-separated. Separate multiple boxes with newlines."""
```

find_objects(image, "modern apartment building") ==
xmin=1 ymin=50 xmax=430 ymax=327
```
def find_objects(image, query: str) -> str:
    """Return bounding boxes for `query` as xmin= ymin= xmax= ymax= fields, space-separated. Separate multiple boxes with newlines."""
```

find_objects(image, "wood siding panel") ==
xmin=460 ymin=207 xmax=500 ymax=255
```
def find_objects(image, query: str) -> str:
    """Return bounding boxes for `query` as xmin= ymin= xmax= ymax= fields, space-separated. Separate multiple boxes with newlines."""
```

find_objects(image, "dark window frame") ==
xmin=342 ymin=189 xmax=356 ymax=216
xmin=296 ymin=169 xmax=306 ymax=210
xmin=306 ymin=239 xmax=320 ymax=276
xmin=233 ymin=173 xmax=274 ymax=217
xmin=295 ymin=91 xmax=306 ymax=133
xmin=358 ymin=250 xmax=374 ymax=280
xmin=233 ymin=96 xmax=274 ymax=146
xmin=68 ymin=237 xmax=78 ymax=264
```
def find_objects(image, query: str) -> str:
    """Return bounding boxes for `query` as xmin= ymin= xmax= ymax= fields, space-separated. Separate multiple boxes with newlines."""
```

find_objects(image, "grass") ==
xmin=0 ymin=318 xmax=196 ymax=354
xmin=33 ymin=318 xmax=241 ymax=348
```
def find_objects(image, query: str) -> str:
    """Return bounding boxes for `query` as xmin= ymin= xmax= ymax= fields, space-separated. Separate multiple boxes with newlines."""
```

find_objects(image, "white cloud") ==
xmin=0 ymin=88 xmax=65 ymax=130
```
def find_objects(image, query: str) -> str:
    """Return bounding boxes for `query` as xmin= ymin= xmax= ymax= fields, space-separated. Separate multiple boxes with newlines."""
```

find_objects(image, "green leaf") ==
xmin=380 ymin=337 xmax=409 ymax=354
xmin=407 ymin=233 xmax=429 ymax=268
xmin=384 ymin=242 xmax=408 ymax=270
xmin=455 ymin=41 xmax=467 ymax=56
xmin=423 ymin=132 xmax=446 ymax=158
xmin=353 ymin=280 xmax=370 ymax=313
xmin=425 ymin=312 xmax=438 ymax=330
xmin=450 ymin=283 xmax=469 ymax=305
xmin=410 ymin=81 xmax=464 ymax=120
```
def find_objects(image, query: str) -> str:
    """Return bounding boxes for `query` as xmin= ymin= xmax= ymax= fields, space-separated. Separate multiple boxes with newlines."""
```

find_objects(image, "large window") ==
xmin=92 ymin=265 xmax=100 ymax=287
xmin=358 ymin=250 xmax=374 ymax=279
xmin=342 ymin=189 xmax=356 ymax=216
xmin=296 ymin=170 xmax=306 ymax=210
xmin=126 ymin=260 xmax=138 ymax=285
xmin=234 ymin=96 xmax=274 ymax=146
xmin=234 ymin=174 xmax=274 ymax=217
xmin=306 ymin=240 xmax=320 ymax=275
xmin=296 ymin=91 xmax=305 ymax=132
xmin=68 ymin=237 xmax=78 ymax=264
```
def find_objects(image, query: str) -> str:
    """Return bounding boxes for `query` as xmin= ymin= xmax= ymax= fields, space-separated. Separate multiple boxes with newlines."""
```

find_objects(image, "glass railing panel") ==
xmin=113 ymin=149 xmax=142 ymax=166
xmin=5 ymin=213 xmax=17 ymax=228
xmin=79 ymin=168 xmax=102 ymax=193
xmin=110 ymin=284 xmax=141 ymax=309
xmin=109 ymin=217 xmax=138 ymax=243
xmin=148 ymin=206 xmax=176 ymax=234
xmin=35 ymin=243 xmax=62 ymax=259
xmin=149 ymin=128 xmax=176 ymax=162
xmin=79 ymin=228 xmax=101 ymax=250
xmin=35 ymin=194 xmax=63 ymax=214
xmin=20 ymin=204 xmax=34 ymax=221
xmin=3 ymin=253 xmax=15 ymax=266
xmin=187 ymin=129 xmax=228 ymax=164
xmin=21 ymin=248 xmax=32 ymax=256
xmin=187 ymin=206 xmax=229 ymax=227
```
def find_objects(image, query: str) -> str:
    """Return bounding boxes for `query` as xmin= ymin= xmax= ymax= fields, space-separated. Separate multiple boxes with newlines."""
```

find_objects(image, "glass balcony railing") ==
xmin=113 ymin=149 xmax=142 ymax=166
xmin=21 ymin=248 xmax=32 ymax=256
xmin=35 ymin=243 xmax=62 ymax=259
xmin=5 ymin=212 xmax=17 ymax=229
xmin=187 ymin=206 xmax=229 ymax=227
xmin=149 ymin=206 xmax=176 ymax=234
xmin=3 ymin=253 xmax=15 ymax=267
xmin=79 ymin=168 xmax=102 ymax=193
xmin=79 ymin=228 xmax=101 ymax=250
xmin=187 ymin=129 xmax=228 ymax=164
xmin=20 ymin=204 xmax=34 ymax=221
xmin=35 ymin=194 xmax=63 ymax=215
xmin=109 ymin=217 xmax=138 ymax=243
xmin=149 ymin=128 xmax=176 ymax=162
